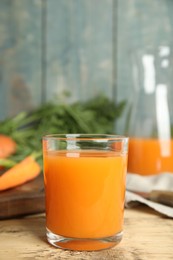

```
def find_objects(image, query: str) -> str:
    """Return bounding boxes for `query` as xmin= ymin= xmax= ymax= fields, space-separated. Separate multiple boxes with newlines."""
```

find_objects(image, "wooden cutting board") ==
xmin=0 ymin=174 xmax=45 ymax=219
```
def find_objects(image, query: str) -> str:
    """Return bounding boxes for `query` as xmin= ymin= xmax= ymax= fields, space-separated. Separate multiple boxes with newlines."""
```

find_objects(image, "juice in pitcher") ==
xmin=128 ymin=138 xmax=173 ymax=175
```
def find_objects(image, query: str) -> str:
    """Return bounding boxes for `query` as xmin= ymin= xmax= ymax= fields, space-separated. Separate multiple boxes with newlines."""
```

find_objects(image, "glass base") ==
xmin=46 ymin=228 xmax=123 ymax=251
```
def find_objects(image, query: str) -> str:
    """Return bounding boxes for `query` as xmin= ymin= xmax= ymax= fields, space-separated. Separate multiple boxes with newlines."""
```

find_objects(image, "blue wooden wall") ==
xmin=45 ymin=0 xmax=113 ymax=103
xmin=0 ymin=0 xmax=42 ymax=120
xmin=0 ymin=0 xmax=173 ymax=132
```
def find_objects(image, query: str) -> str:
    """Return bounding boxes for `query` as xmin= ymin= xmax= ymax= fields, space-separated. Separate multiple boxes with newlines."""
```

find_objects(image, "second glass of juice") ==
xmin=43 ymin=134 xmax=128 ymax=251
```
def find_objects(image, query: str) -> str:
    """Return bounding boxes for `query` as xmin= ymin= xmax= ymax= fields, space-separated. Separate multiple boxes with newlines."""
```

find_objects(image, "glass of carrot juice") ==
xmin=42 ymin=134 xmax=128 ymax=251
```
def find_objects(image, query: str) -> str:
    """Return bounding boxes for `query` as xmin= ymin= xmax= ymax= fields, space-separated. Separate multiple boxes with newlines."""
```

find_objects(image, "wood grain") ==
xmin=0 ymin=175 xmax=45 ymax=219
xmin=45 ymin=0 xmax=113 ymax=103
xmin=0 ymin=0 xmax=114 ymax=120
xmin=0 ymin=0 xmax=42 ymax=121
xmin=0 ymin=206 xmax=173 ymax=259
xmin=1 ymin=0 xmax=173 ymax=132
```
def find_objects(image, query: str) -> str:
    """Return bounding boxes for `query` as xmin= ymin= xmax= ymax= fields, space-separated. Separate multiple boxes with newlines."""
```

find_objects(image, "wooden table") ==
xmin=0 ymin=206 xmax=173 ymax=260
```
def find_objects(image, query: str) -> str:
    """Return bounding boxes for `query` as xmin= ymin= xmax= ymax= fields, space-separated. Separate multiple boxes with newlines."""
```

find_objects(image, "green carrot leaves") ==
xmin=0 ymin=95 xmax=126 ymax=166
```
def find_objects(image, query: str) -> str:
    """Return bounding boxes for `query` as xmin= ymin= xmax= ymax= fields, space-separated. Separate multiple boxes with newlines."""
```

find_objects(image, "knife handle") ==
xmin=149 ymin=190 xmax=173 ymax=207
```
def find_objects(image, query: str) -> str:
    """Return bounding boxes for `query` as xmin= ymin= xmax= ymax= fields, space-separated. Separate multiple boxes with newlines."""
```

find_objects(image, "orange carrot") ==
xmin=0 ymin=156 xmax=41 ymax=191
xmin=0 ymin=134 xmax=17 ymax=159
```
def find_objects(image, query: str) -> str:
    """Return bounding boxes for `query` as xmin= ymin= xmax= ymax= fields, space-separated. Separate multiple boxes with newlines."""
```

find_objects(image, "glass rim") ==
xmin=43 ymin=133 xmax=128 ymax=141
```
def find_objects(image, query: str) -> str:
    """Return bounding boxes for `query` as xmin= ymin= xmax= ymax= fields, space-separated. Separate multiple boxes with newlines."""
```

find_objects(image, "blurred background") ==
xmin=0 ymin=0 xmax=173 ymax=132
xmin=1 ymin=0 xmax=173 ymax=220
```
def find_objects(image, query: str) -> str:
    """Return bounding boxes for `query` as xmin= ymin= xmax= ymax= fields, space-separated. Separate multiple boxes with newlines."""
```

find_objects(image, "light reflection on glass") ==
xmin=142 ymin=55 xmax=155 ymax=94
xmin=156 ymin=84 xmax=171 ymax=156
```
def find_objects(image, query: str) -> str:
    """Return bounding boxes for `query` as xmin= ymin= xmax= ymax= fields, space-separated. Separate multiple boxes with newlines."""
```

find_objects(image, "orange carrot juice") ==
xmin=44 ymin=150 xmax=127 ymax=243
xmin=128 ymin=138 xmax=173 ymax=175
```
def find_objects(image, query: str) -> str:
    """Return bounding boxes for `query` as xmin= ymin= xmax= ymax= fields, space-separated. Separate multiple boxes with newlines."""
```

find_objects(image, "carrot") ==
xmin=0 ymin=134 xmax=17 ymax=159
xmin=0 ymin=155 xmax=41 ymax=191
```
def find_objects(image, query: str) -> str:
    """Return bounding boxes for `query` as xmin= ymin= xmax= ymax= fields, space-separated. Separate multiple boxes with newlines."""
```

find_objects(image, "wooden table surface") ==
xmin=0 ymin=206 xmax=173 ymax=260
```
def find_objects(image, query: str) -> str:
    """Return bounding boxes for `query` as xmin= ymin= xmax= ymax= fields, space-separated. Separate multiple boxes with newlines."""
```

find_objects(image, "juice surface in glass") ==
xmin=128 ymin=138 xmax=173 ymax=175
xmin=44 ymin=150 xmax=127 ymax=239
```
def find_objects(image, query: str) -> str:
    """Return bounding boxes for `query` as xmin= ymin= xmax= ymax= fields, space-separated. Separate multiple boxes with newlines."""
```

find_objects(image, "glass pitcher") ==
xmin=127 ymin=45 xmax=173 ymax=175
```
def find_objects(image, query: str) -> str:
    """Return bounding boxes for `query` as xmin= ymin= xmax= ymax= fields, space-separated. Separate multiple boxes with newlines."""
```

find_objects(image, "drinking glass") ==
xmin=42 ymin=134 xmax=128 ymax=251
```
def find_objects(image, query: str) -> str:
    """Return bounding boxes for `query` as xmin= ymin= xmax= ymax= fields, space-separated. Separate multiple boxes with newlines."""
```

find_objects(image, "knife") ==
xmin=129 ymin=190 xmax=173 ymax=207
